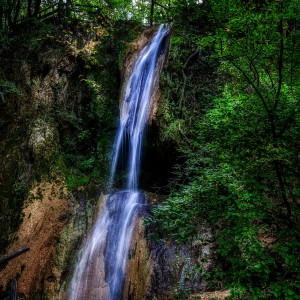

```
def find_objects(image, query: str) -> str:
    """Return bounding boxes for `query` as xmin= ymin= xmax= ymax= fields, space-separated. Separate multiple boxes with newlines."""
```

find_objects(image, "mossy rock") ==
xmin=28 ymin=118 xmax=59 ymax=164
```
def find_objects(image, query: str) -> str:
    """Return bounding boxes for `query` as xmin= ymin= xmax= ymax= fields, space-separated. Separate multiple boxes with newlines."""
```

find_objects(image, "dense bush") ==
xmin=150 ymin=0 xmax=300 ymax=298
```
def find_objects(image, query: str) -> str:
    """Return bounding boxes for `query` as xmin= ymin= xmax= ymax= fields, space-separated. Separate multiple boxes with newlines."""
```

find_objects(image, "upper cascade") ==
xmin=110 ymin=23 xmax=171 ymax=190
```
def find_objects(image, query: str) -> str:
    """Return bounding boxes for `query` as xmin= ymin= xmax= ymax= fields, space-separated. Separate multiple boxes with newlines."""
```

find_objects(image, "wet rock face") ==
xmin=146 ymin=231 xmax=214 ymax=300
xmin=124 ymin=200 xmax=215 ymax=300
xmin=123 ymin=217 xmax=153 ymax=300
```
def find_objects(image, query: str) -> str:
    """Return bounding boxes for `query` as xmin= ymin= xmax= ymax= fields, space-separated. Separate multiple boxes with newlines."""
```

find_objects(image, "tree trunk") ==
xmin=150 ymin=0 xmax=154 ymax=26
xmin=7 ymin=0 xmax=14 ymax=28
xmin=27 ymin=0 xmax=33 ymax=17
xmin=33 ymin=0 xmax=41 ymax=17
xmin=0 ymin=247 xmax=30 ymax=267
xmin=9 ymin=278 xmax=17 ymax=300
xmin=13 ymin=0 xmax=21 ymax=25
xmin=66 ymin=0 xmax=71 ymax=17
xmin=0 ymin=4 xmax=3 ymax=30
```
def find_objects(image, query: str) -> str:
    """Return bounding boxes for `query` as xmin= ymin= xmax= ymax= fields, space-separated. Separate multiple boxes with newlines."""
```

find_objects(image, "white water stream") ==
xmin=69 ymin=24 xmax=170 ymax=300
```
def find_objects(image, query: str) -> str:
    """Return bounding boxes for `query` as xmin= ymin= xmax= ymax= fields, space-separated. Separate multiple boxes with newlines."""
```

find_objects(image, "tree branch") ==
xmin=0 ymin=247 xmax=30 ymax=267
xmin=274 ymin=17 xmax=284 ymax=111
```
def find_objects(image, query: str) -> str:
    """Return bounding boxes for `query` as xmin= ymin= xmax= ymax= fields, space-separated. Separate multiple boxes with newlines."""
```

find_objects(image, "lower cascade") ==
xmin=69 ymin=24 xmax=171 ymax=300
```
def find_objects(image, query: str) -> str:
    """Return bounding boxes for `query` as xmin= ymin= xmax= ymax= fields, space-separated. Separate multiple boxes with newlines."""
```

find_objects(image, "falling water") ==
xmin=69 ymin=24 xmax=170 ymax=300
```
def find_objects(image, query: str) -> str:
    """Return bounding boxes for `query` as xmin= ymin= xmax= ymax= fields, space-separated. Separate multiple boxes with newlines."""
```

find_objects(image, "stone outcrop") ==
xmin=123 ymin=198 xmax=215 ymax=300
xmin=28 ymin=119 xmax=59 ymax=163
xmin=123 ymin=217 xmax=153 ymax=300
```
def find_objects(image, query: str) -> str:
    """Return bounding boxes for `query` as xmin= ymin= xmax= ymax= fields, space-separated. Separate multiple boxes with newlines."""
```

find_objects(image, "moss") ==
xmin=65 ymin=171 xmax=90 ymax=191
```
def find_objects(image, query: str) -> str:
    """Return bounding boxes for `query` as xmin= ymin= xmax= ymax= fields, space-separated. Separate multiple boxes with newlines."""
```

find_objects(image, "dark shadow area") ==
xmin=111 ymin=123 xmax=178 ymax=195
xmin=140 ymin=123 xmax=178 ymax=195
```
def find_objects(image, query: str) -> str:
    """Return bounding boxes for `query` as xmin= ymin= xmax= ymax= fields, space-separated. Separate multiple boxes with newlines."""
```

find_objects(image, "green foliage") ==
xmin=0 ymin=80 xmax=21 ymax=97
xmin=150 ymin=0 xmax=300 ymax=298
xmin=12 ymin=182 xmax=29 ymax=200
xmin=26 ymin=20 xmax=56 ymax=51
xmin=66 ymin=170 xmax=90 ymax=190
xmin=153 ymin=83 xmax=300 ymax=297
xmin=158 ymin=14 xmax=218 ymax=143
xmin=173 ymin=284 xmax=192 ymax=300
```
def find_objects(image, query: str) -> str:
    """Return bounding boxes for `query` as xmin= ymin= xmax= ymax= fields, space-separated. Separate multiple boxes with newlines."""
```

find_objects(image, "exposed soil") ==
xmin=0 ymin=180 xmax=69 ymax=298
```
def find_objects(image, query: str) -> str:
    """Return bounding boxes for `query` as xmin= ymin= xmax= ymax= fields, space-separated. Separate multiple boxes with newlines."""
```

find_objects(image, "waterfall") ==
xmin=69 ymin=24 xmax=170 ymax=300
